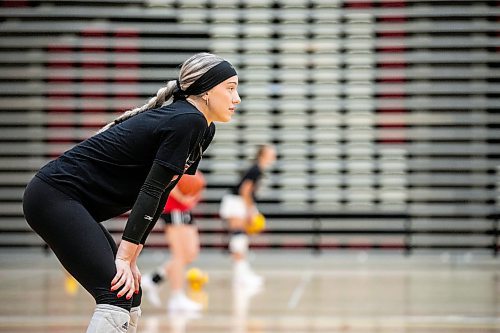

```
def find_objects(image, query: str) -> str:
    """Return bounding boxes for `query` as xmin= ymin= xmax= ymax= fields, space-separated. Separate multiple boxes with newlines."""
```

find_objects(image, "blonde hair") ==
xmin=98 ymin=52 xmax=225 ymax=133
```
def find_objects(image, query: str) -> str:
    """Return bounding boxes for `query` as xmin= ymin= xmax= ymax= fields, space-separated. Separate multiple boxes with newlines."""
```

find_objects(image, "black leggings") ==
xmin=23 ymin=176 xmax=141 ymax=311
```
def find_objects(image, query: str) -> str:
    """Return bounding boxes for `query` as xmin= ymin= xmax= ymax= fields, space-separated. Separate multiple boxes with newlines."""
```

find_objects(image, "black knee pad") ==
xmin=132 ymin=286 xmax=142 ymax=308
xmin=95 ymin=288 xmax=133 ymax=312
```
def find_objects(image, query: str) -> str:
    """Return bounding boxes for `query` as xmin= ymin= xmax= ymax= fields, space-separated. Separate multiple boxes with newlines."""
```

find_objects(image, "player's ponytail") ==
xmin=98 ymin=52 xmax=227 ymax=133
xmin=98 ymin=81 xmax=176 ymax=133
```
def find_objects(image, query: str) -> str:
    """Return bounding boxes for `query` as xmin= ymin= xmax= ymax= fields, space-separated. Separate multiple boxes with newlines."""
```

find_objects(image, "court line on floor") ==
xmin=287 ymin=271 xmax=313 ymax=309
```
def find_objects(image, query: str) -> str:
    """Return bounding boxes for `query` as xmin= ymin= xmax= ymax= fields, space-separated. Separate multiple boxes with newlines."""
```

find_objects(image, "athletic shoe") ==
xmin=141 ymin=274 xmax=162 ymax=308
xmin=236 ymin=271 xmax=263 ymax=288
xmin=168 ymin=292 xmax=203 ymax=312
xmin=233 ymin=265 xmax=264 ymax=289
xmin=167 ymin=309 xmax=201 ymax=331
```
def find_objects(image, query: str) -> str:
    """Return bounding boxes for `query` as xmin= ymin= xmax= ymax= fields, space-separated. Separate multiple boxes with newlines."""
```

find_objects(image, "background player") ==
xmin=142 ymin=171 xmax=206 ymax=312
xmin=219 ymin=144 xmax=276 ymax=287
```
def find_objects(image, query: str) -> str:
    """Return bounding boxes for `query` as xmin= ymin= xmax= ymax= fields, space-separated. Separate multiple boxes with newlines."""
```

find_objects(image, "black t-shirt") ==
xmin=37 ymin=100 xmax=215 ymax=221
xmin=232 ymin=164 xmax=262 ymax=200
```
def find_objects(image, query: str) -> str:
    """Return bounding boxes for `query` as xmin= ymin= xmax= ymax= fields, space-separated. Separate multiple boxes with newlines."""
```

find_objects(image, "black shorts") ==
xmin=161 ymin=210 xmax=194 ymax=225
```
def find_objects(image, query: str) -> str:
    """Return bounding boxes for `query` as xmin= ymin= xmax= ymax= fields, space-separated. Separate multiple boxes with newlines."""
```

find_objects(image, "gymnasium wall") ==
xmin=0 ymin=0 xmax=498 ymax=253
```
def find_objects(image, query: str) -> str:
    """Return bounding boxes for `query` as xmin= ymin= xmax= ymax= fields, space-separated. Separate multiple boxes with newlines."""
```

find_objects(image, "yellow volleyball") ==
xmin=246 ymin=213 xmax=266 ymax=235
xmin=186 ymin=267 xmax=209 ymax=291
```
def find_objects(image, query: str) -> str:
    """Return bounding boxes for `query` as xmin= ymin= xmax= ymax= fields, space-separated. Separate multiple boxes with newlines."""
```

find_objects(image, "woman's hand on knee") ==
xmin=130 ymin=262 xmax=141 ymax=294
xmin=111 ymin=258 xmax=135 ymax=300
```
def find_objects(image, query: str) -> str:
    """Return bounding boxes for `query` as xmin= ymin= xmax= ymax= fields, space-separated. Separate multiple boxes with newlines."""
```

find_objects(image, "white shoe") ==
xmin=168 ymin=292 xmax=203 ymax=312
xmin=168 ymin=310 xmax=201 ymax=331
xmin=141 ymin=274 xmax=162 ymax=308
xmin=235 ymin=270 xmax=263 ymax=289
xmin=233 ymin=264 xmax=264 ymax=289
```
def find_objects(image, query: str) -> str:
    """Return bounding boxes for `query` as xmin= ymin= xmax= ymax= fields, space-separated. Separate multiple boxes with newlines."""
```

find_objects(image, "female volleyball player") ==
xmin=23 ymin=53 xmax=240 ymax=333
xmin=142 ymin=172 xmax=205 ymax=312
xmin=219 ymin=144 xmax=276 ymax=287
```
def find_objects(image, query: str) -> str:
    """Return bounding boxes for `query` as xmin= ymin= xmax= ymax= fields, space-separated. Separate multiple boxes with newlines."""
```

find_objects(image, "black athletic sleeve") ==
xmin=139 ymin=176 xmax=181 ymax=244
xmin=122 ymin=162 xmax=177 ymax=244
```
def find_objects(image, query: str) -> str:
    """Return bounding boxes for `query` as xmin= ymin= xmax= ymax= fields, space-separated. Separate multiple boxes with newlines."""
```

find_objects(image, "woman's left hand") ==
xmin=130 ymin=261 xmax=142 ymax=294
xmin=111 ymin=258 xmax=135 ymax=300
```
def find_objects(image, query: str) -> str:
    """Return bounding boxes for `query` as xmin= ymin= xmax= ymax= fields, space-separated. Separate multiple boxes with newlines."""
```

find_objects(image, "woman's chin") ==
xmin=218 ymin=114 xmax=233 ymax=123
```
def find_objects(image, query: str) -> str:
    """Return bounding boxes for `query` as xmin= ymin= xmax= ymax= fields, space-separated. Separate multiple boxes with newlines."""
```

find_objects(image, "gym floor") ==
xmin=1 ymin=249 xmax=499 ymax=333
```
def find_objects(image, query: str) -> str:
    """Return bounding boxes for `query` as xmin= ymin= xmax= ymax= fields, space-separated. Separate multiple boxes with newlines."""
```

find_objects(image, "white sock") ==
xmin=170 ymin=290 xmax=183 ymax=300
xmin=229 ymin=234 xmax=249 ymax=256
xmin=234 ymin=260 xmax=249 ymax=274
xmin=127 ymin=306 xmax=141 ymax=333
xmin=86 ymin=304 xmax=130 ymax=333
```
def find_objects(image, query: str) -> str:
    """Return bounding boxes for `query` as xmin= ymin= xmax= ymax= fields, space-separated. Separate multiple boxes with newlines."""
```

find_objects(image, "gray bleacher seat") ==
xmin=0 ymin=0 xmax=498 ymax=253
